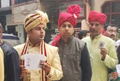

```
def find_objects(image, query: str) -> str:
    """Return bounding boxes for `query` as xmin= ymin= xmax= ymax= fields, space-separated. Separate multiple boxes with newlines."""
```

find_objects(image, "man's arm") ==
xmin=80 ymin=44 xmax=92 ymax=81
xmin=6 ymin=48 xmax=20 ymax=81
xmin=46 ymin=47 xmax=63 ymax=80
xmin=103 ymin=41 xmax=118 ymax=69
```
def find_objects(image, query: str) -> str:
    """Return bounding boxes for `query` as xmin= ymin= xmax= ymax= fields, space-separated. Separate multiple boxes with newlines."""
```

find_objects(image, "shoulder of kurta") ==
xmin=101 ymin=35 xmax=115 ymax=44
xmin=14 ymin=44 xmax=25 ymax=57
xmin=82 ymin=36 xmax=90 ymax=42
xmin=14 ymin=43 xmax=25 ymax=50
xmin=45 ymin=43 xmax=58 ymax=51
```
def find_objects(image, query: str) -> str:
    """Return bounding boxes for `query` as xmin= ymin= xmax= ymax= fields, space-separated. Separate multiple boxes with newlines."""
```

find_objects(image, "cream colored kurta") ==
xmin=0 ymin=47 xmax=4 ymax=81
xmin=82 ymin=34 xmax=118 ymax=81
xmin=14 ymin=43 xmax=63 ymax=81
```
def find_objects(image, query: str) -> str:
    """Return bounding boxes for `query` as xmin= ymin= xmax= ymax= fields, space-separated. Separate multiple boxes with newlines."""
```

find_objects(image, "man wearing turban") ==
xmin=82 ymin=11 xmax=118 ymax=81
xmin=52 ymin=4 xmax=92 ymax=81
xmin=14 ymin=10 xmax=63 ymax=81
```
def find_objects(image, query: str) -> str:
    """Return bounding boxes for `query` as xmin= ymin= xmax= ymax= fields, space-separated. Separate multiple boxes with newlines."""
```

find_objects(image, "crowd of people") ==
xmin=0 ymin=4 xmax=120 ymax=81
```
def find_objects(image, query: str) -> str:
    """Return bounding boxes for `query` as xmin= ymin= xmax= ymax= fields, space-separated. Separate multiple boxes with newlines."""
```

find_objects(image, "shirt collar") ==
xmin=90 ymin=34 xmax=102 ymax=40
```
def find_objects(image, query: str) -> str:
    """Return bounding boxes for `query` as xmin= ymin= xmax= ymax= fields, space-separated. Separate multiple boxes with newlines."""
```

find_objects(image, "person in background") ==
xmin=14 ymin=10 xmax=63 ymax=81
xmin=82 ymin=11 xmax=118 ymax=81
xmin=104 ymin=23 xmax=117 ymax=40
xmin=0 ymin=23 xmax=20 ymax=81
xmin=52 ymin=4 xmax=92 ymax=81
xmin=78 ymin=30 xmax=89 ymax=39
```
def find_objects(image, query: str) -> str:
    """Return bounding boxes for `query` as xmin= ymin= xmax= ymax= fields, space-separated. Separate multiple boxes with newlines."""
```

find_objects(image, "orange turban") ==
xmin=88 ymin=11 xmax=107 ymax=25
xmin=24 ymin=10 xmax=49 ymax=33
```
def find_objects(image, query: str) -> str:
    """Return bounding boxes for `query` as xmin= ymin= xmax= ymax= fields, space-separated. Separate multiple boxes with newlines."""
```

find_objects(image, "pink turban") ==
xmin=88 ymin=11 xmax=107 ymax=25
xmin=58 ymin=4 xmax=81 ymax=27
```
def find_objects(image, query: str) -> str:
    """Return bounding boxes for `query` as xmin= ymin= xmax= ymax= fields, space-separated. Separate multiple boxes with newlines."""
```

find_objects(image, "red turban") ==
xmin=88 ymin=11 xmax=107 ymax=25
xmin=58 ymin=4 xmax=81 ymax=27
xmin=52 ymin=4 xmax=81 ymax=47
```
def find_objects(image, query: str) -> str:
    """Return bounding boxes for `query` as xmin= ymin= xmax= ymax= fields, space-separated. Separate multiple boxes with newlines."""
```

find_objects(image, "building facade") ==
xmin=0 ymin=0 xmax=119 ymax=43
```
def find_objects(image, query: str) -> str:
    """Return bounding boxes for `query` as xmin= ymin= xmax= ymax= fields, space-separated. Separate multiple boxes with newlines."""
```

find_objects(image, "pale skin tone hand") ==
xmin=100 ymin=48 xmax=107 ymax=60
xmin=20 ymin=61 xmax=51 ymax=79
xmin=40 ymin=61 xmax=51 ymax=75
xmin=110 ymin=72 xmax=118 ymax=80
xmin=20 ymin=65 xmax=28 ymax=79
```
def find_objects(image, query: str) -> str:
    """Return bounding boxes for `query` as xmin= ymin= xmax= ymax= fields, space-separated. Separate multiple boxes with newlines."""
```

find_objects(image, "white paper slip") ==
xmin=24 ymin=54 xmax=46 ymax=70
xmin=116 ymin=64 xmax=120 ymax=77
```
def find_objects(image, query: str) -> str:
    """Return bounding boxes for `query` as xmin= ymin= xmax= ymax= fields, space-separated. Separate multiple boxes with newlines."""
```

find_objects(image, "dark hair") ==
xmin=78 ymin=30 xmax=89 ymax=39
xmin=104 ymin=23 xmax=116 ymax=31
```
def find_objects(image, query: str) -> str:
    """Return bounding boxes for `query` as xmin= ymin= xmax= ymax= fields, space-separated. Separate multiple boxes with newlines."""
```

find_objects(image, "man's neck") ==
xmin=29 ymin=39 xmax=41 ymax=46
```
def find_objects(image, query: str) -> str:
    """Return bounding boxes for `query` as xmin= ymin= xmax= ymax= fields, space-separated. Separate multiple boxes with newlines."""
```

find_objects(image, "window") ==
xmin=102 ymin=1 xmax=120 ymax=28
xmin=15 ymin=0 xmax=34 ymax=4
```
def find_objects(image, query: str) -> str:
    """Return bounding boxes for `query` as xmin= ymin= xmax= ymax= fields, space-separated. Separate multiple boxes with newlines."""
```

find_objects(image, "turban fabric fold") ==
xmin=88 ymin=11 xmax=107 ymax=25
xmin=24 ymin=10 xmax=49 ymax=33
xmin=58 ymin=4 xmax=81 ymax=27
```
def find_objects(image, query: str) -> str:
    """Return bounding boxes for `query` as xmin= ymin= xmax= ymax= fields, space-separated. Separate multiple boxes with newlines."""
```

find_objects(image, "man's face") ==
xmin=59 ymin=21 xmax=75 ymax=39
xmin=89 ymin=21 xmax=103 ymax=38
xmin=28 ymin=24 xmax=45 ymax=42
xmin=105 ymin=26 xmax=117 ymax=40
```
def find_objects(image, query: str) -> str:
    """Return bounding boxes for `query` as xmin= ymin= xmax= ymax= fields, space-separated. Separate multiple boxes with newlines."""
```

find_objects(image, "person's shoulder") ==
xmin=73 ymin=37 xmax=85 ymax=49
xmin=116 ymin=39 xmax=120 ymax=47
xmin=14 ymin=43 xmax=25 ymax=50
xmin=45 ymin=43 xmax=59 ymax=54
xmin=82 ymin=36 xmax=90 ymax=43
xmin=82 ymin=36 xmax=90 ymax=40
xmin=45 ymin=43 xmax=58 ymax=50
xmin=101 ymin=35 xmax=115 ymax=46
xmin=116 ymin=39 xmax=120 ymax=44
xmin=102 ymin=35 xmax=114 ymax=42
xmin=1 ymin=42 xmax=18 ymax=55
xmin=1 ymin=41 xmax=14 ymax=50
xmin=74 ymin=37 xmax=85 ymax=44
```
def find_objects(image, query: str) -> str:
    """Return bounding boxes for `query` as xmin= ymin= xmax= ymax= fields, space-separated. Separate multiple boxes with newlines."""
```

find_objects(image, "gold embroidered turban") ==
xmin=24 ymin=10 xmax=49 ymax=33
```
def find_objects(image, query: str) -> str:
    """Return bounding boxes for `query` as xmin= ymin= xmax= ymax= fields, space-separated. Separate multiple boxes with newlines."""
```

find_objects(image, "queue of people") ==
xmin=0 ymin=4 xmax=120 ymax=81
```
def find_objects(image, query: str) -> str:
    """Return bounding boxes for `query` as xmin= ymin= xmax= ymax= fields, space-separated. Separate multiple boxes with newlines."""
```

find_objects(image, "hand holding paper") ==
xmin=40 ymin=61 xmax=51 ymax=75
xmin=24 ymin=54 xmax=46 ymax=70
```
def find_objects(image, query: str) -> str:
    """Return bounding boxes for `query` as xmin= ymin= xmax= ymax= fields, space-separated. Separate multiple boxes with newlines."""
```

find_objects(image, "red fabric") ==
xmin=52 ymin=34 xmax=61 ymax=47
xmin=58 ymin=4 xmax=81 ymax=27
xmin=52 ymin=4 xmax=81 ymax=47
xmin=88 ymin=11 xmax=107 ymax=25
xmin=102 ymin=28 xmax=105 ymax=35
